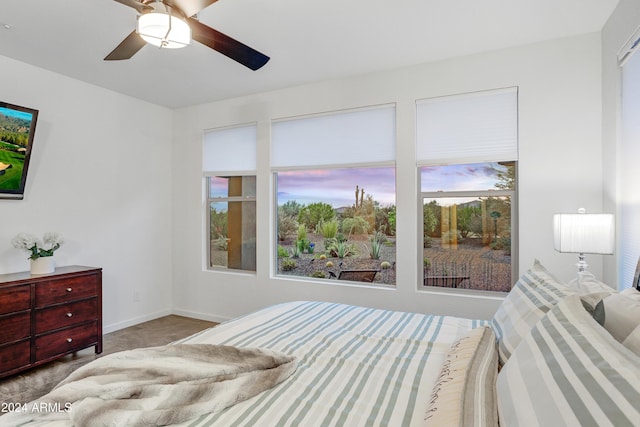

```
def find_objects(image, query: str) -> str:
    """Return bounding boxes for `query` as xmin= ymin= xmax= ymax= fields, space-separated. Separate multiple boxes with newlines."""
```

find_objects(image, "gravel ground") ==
xmin=214 ymin=233 xmax=512 ymax=291
xmin=277 ymin=234 xmax=396 ymax=284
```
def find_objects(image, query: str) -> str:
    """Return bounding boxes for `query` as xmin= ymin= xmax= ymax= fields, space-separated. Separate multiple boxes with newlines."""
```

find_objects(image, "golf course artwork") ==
xmin=0 ymin=101 xmax=38 ymax=199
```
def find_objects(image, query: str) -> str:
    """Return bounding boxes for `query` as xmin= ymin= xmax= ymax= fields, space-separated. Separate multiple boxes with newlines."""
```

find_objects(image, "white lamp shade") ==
xmin=553 ymin=213 xmax=615 ymax=254
xmin=137 ymin=11 xmax=191 ymax=48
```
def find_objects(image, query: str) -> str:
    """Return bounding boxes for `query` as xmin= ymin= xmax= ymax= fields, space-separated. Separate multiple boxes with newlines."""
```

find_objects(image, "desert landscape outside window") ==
xmin=420 ymin=162 xmax=516 ymax=292
xmin=275 ymin=166 xmax=396 ymax=285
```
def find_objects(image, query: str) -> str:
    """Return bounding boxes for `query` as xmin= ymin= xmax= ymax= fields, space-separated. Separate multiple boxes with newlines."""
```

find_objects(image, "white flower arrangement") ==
xmin=11 ymin=232 xmax=64 ymax=260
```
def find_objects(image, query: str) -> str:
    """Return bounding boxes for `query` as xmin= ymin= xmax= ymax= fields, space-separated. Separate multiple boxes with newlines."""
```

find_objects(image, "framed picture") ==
xmin=0 ymin=101 xmax=39 ymax=200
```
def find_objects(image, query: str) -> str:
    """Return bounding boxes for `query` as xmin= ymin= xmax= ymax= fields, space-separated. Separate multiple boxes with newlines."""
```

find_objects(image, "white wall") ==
xmin=0 ymin=56 xmax=174 ymax=333
xmin=0 ymin=30 xmax=609 ymax=331
xmin=172 ymin=33 xmax=604 ymax=322
xmin=602 ymin=0 xmax=640 ymax=288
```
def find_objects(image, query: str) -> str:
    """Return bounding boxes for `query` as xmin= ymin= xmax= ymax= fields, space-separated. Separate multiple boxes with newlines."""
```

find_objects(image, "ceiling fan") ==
xmin=105 ymin=0 xmax=270 ymax=70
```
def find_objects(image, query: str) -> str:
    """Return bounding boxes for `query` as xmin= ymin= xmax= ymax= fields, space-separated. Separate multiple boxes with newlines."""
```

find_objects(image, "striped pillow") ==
xmin=490 ymin=260 xmax=573 ymax=365
xmin=424 ymin=326 xmax=498 ymax=427
xmin=497 ymin=294 xmax=640 ymax=426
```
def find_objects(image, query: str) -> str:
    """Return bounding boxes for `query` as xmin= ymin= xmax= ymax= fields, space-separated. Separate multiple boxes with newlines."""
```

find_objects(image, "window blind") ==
xmin=620 ymin=49 xmax=640 ymax=289
xmin=271 ymin=105 xmax=395 ymax=169
xmin=203 ymin=124 xmax=256 ymax=172
xmin=416 ymin=88 xmax=518 ymax=165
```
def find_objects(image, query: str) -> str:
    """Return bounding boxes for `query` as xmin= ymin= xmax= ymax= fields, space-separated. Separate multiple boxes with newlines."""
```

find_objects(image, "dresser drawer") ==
xmin=0 ymin=340 xmax=30 ymax=373
xmin=35 ymin=298 xmax=97 ymax=334
xmin=0 ymin=266 xmax=102 ymax=378
xmin=0 ymin=311 xmax=30 ymax=344
xmin=35 ymin=275 xmax=98 ymax=307
xmin=0 ymin=285 xmax=30 ymax=315
xmin=36 ymin=321 xmax=98 ymax=361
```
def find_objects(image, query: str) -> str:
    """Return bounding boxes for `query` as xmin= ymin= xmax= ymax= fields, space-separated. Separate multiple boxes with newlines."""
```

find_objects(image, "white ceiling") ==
xmin=0 ymin=0 xmax=619 ymax=109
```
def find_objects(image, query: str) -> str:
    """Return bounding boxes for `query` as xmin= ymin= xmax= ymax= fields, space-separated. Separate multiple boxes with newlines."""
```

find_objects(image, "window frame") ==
xmin=205 ymin=172 xmax=257 ymax=273
xmin=270 ymin=105 xmax=397 ymax=286
xmin=272 ymin=163 xmax=397 ymax=287
xmin=418 ymin=162 xmax=518 ymax=294
xmin=415 ymin=88 xmax=519 ymax=294
xmin=202 ymin=123 xmax=257 ymax=274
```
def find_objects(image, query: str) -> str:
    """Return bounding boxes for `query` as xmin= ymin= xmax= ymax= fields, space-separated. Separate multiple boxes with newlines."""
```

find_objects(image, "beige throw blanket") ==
xmin=0 ymin=344 xmax=297 ymax=427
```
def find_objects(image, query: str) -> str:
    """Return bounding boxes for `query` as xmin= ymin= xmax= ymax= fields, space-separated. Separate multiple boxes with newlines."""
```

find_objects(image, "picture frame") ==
xmin=0 ymin=101 xmax=39 ymax=200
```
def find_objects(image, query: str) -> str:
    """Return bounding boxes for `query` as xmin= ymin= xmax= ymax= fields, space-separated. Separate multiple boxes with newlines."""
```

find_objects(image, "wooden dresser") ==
xmin=0 ymin=265 xmax=102 ymax=378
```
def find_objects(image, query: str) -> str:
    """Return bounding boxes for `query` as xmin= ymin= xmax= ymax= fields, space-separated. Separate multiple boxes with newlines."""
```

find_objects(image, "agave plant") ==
xmin=368 ymin=231 xmax=386 ymax=260
xmin=329 ymin=240 xmax=356 ymax=258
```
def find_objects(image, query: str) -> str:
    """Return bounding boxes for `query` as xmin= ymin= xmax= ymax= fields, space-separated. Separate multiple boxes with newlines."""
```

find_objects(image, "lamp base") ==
xmin=576 ymin=253 xmax=588 ymax=272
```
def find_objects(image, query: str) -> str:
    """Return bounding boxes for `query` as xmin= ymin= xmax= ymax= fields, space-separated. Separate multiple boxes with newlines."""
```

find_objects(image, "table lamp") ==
xmin=553 ymin=208 xmax=615 ymax=272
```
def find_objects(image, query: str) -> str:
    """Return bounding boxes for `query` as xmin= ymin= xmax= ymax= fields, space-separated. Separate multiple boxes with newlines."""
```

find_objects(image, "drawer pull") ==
xmin=66 ymin=312 xmax=73 ymax=318
xmin=66 ymin=338 xmax=73 ymax=343
xmin=66 ymin=287 xmax=73 ymax=292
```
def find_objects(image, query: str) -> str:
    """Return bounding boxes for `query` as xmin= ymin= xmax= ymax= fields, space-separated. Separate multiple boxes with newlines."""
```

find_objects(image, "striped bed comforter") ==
xmin=174 ymin=300 xmax=486 ymax=426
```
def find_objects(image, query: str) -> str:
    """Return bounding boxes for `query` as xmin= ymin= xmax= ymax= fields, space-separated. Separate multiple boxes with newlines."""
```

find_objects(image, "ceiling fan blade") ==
xmin=113 ymin=0 xmax=151 ymax=13
xmin=188 ymin=18 xmax=270 ymax=70
xmin=104 ymin=31 xmax=147 ymax=60
xmin=167 ymin=0 xmax=219 ymax=18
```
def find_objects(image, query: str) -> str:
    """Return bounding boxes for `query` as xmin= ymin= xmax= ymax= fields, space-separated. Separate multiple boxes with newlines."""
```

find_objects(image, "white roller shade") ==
xmin=272 ymin=105 xmax=395 ymax=169
xmin=416 ymin=88 xmax=518 ymax=165
xmin=203 ymin=124 xmax=256 ymax=172
xmin=620 ymin=49 xmax=640 ymax=289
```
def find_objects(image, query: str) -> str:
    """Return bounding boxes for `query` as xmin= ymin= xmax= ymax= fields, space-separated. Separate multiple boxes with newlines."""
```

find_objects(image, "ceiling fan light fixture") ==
xmin=107 ymin=0 xmax=269 ymax=68
xmin=137 ymin=5 xmax=191 ymax=49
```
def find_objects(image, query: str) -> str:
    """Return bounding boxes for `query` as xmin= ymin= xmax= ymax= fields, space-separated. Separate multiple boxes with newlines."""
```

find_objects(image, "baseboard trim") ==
xmin=171 ymin=308 xmax=231 ymax=324
xmin=103 ymin=308 xmax=173 ymax=334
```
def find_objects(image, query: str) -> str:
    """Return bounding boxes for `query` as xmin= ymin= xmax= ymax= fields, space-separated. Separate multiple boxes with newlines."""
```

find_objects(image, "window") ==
xmin=272 ymin=106 xmax=396 ymax=285
xmin=620 ymin=35 xmax=640 ymax=289
xmin=207 ymin=176 xmax=256 ymax=271
xmin=421 ymin=162 xmax=515 ymax=292
xmin=417 ymin=88 xmax=518 ymax=292
xmin=203 ymin=125 xmax=256 ymax=272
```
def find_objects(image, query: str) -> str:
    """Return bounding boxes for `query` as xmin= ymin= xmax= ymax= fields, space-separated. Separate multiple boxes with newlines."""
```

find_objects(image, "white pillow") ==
xmin=623 ymin=324 xmax=640 ymax=357
xmin=567 ymin=271 xmax=616 ymax=295
xmin=601 ymin=288 xmax=640 ymax=343
xmin=566 ymin=272 xmax=615 ymax=321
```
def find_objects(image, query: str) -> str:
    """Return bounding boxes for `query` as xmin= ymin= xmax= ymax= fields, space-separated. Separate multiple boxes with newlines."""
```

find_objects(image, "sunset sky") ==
xmin=277 ymin=162 xmax=507 ymax=207
xmin=420 ymin=162 xmax=507 ymax=192
xmin=277 ymin=167 xmax=396 ymax=207
xmin=210 ymin=162 xmax=507 ymax=209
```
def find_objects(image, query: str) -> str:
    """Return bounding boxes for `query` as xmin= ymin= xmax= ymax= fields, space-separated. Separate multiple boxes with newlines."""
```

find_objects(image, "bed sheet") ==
xmin=174 ymin=300 xmax=486 ymax=426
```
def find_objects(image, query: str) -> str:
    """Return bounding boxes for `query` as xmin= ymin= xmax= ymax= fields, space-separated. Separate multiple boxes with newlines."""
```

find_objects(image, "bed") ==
xmin=3 ymin=260 xmax=640 ymax=426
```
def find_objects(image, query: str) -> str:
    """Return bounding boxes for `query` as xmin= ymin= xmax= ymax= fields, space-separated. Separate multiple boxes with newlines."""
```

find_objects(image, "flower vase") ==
xmin=31 ymin=257 xmax=55 ymax=275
